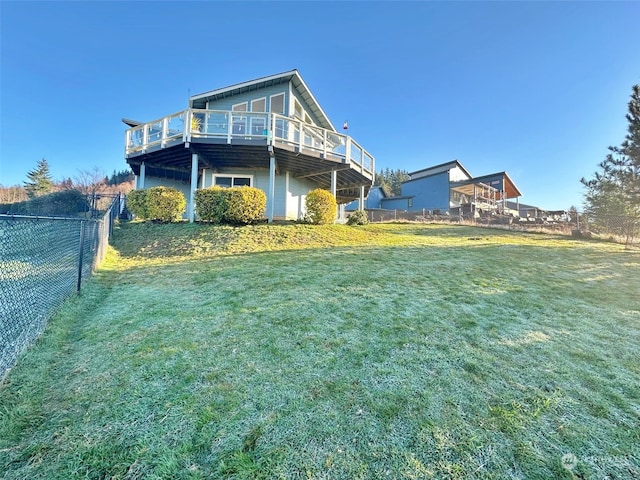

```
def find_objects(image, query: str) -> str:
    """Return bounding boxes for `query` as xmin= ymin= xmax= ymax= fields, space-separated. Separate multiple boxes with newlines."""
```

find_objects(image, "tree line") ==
xmin=374 ymin=168 xmax=410 ymax=197
xmin=0 ymin=160 xmax=134 ymax=204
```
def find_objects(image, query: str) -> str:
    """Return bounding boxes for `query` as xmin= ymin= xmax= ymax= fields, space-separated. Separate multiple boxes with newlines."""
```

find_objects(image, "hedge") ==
xmin=195 ymin=186 xmax=266 ymax=225
xmin=305 ymin=189 xmax=337 ymax=224
xmin=224 ymin=187 xmax=267 ymax=225
xmin=127 ymin=186 xmax=186 ymax=222
xmin=0 ymin=189 xmax=88 ymax=216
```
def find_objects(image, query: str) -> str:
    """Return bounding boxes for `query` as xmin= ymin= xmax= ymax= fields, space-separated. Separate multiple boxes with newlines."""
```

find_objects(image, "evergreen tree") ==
xmin=24 ymin=158 xmax=54 ymax=198
xmin=581 ymin=84 xmax=640 ymax=243
xmin=375 ymin=168 xmax=409 ymax=196
xmin=108 ymin=168 xmax=134 ymax=185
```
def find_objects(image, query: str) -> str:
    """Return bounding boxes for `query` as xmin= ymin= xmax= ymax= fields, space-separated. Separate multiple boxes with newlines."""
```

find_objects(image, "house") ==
xmin=351 ymin=160 xmax=522 ymax=216
xmin=123 ymin=70 xmax=375 ymax=222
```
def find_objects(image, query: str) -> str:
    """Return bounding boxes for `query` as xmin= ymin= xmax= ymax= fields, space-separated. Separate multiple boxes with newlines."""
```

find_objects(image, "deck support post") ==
xmin=330 ymin=169 xmax=337 ymax=198
xmin=268 ymin=149 xmax=276 ymax=223
xmin=139 ymin=162 xmax=146 ymax=189
xmin=359 ymin=185 xmax=365 ymax=211
xmin=189 ymin=153 xmax=198 ymax=223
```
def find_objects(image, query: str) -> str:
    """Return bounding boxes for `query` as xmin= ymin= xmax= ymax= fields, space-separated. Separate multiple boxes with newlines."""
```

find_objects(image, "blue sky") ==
xmin=1 ymin=1 xmax=639 ymax=210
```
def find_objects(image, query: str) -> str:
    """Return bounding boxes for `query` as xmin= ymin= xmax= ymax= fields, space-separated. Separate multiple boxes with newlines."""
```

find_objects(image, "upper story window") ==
xmin=270 ymin=93 xmax=284 ymax=114
xmin=232 ymin=102 xmax=248 ymax=112
xmin=293 ymin=99 xmax=303 ymax=119
xmin=251 ymin=97 xmax=266 ymax=113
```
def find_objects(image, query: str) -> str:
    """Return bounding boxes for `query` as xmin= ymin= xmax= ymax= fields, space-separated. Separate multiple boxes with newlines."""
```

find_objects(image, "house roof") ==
xmin=122 ymin=118 xmax=142 ymax=128
xmin=189 ymin=69 xmax=336 ymax=132
xmin=408 ymin=160 xmax=473 ymax=180
xmin=451 ymin=171 xmax=522 ymax=198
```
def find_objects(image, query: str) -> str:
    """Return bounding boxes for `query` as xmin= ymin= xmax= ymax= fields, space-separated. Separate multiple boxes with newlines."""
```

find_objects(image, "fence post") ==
xmin=77 ymin=220 xmax=85 ymax=292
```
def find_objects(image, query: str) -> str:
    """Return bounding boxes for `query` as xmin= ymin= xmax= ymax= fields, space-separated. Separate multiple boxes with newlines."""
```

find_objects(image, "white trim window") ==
xmin=213 ymin=174 xmax=253 ymax=188
xmin=270 ymin=93 xmax=285 ymax=114
xmin=251 ymin=97 xmax=266 ymax=113
xmin=232 ymin=102 xmax=248 ymax=112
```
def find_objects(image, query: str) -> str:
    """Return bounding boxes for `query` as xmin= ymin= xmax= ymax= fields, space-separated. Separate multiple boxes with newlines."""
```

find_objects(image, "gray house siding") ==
xmin=203 ymin=84 xmax=290 ymax=114
xmin=286 ymin=174 xmax=317 ymax=220
xmin=400 ymin=172 xmax=450 ymax=212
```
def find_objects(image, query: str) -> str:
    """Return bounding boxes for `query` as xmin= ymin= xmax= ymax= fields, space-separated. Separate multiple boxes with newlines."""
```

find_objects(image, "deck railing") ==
xmin=125 ymin=109 xmax=374 ymax=176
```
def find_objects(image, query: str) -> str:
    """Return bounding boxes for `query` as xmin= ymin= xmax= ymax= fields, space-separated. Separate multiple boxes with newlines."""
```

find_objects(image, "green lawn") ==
xmin=1 ymin=222 xmax=639 ymax=479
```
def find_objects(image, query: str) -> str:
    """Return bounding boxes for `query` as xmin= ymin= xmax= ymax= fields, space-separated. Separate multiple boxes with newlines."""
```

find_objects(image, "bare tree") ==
xmin=74 ymin=167 xmax=108 ymax=197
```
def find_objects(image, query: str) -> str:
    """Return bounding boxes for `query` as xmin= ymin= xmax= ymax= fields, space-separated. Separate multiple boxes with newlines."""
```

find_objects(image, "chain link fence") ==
xmin=0 ymin=195 xmax=123 ymax=380
xmin=357 ymin=209 xmax=639 ymax=246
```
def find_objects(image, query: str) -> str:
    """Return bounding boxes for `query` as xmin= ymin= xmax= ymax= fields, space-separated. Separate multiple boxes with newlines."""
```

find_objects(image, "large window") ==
xmin=213 ymin=175 xmax=253 ymax=188
xmin=270 ymin=93 xmax=284 ymax=114
xmin=251 ymin=97 xmax=266 ymax=113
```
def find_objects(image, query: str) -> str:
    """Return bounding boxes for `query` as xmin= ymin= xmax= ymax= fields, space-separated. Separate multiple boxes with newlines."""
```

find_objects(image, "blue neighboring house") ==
xmin=349 ymin=160 xmax=522 ymax=216
xmin=123 ymin=70 xmax=374 ymax=222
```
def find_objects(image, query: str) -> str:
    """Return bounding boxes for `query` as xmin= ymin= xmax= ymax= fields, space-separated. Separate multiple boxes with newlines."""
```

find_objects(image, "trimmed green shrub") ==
xmin=305 ymin=189 xmax=337 ymax=225
xmin=145 ymin=187 xmax=186 ymax=222
xmin=127 ymin=187 xmax=186 ymax=222
xmin=195 ymin=187 xmax=228 ymax=223
xmin=224 ymin=187 xmax=266 ymax=225
xmin=346 ymin=209 xmax=369 ymax=226
xmin=126 ymin=189 xmax=148 ymax=219
xmin=195 ymin=186 xmax=266 ymax=225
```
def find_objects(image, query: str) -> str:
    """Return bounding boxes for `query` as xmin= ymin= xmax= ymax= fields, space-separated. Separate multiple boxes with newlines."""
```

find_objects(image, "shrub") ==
xmin=346 ymin=209 xmax=369 ymax=226
xmin=1 ymin=189 xmax=88 ymax=216
xmin=195 ymin=187 xmax=228 ymax=223
xmin=145 ymin=187 xmax=186 ymax=222
xmin=305 ymin=189 xmax=337 ymax=225
xmin=127 ymin=187 xmax=186 ymax=222
xmin=196 ymin=186 xmax=266 ymax=225
xmin=126 ymin=189 xmax=148 ymax=219
xmin=224 ymin=187 xmax=266 ymax=225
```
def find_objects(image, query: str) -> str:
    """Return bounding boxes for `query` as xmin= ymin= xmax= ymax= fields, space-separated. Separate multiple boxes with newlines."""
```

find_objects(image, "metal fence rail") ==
xmin=0 ymin=195 xmax=122 ymax=380
xmin=358 ymin=209 xmax=639 ymax=245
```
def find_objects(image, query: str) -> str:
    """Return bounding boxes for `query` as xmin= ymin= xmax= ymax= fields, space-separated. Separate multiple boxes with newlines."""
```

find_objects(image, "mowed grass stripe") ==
xmin=1 ymin=223 xmax=638 ymax=479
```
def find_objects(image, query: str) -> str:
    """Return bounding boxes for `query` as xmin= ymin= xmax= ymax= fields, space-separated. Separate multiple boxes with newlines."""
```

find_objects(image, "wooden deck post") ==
xmin=268 ymin=150 xmax=276 ymax=223
xmin=189 ymin=153 xmax=198 ymax=223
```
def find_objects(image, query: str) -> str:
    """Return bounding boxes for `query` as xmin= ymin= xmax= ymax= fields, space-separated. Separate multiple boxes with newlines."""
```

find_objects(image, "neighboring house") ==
xmin=123 ymin=70 xmax=374 ymax=222
xmin=346 ymin=185 xmax=387 ymax=210
xmin=353 ymin=160 xmax=522 ymax=216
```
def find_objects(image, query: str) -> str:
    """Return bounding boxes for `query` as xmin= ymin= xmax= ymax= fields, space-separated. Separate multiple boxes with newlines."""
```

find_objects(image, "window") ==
xmin=213 ymin=175 xmax=253 ymax=187
xmin=294 ymin=99 xmax=303 ymax=119
xmin=232 ymin=102 xmax=247 ymax=112
xmin=270 ymin=93 xmax=284 ymax=114
xmin=251 ymin=97 xmax=266 ymax=113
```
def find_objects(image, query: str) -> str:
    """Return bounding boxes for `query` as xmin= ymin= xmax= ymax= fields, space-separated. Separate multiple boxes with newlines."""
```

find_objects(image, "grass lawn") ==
xmin=1 ymin=222 xmax=639 ymax=479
